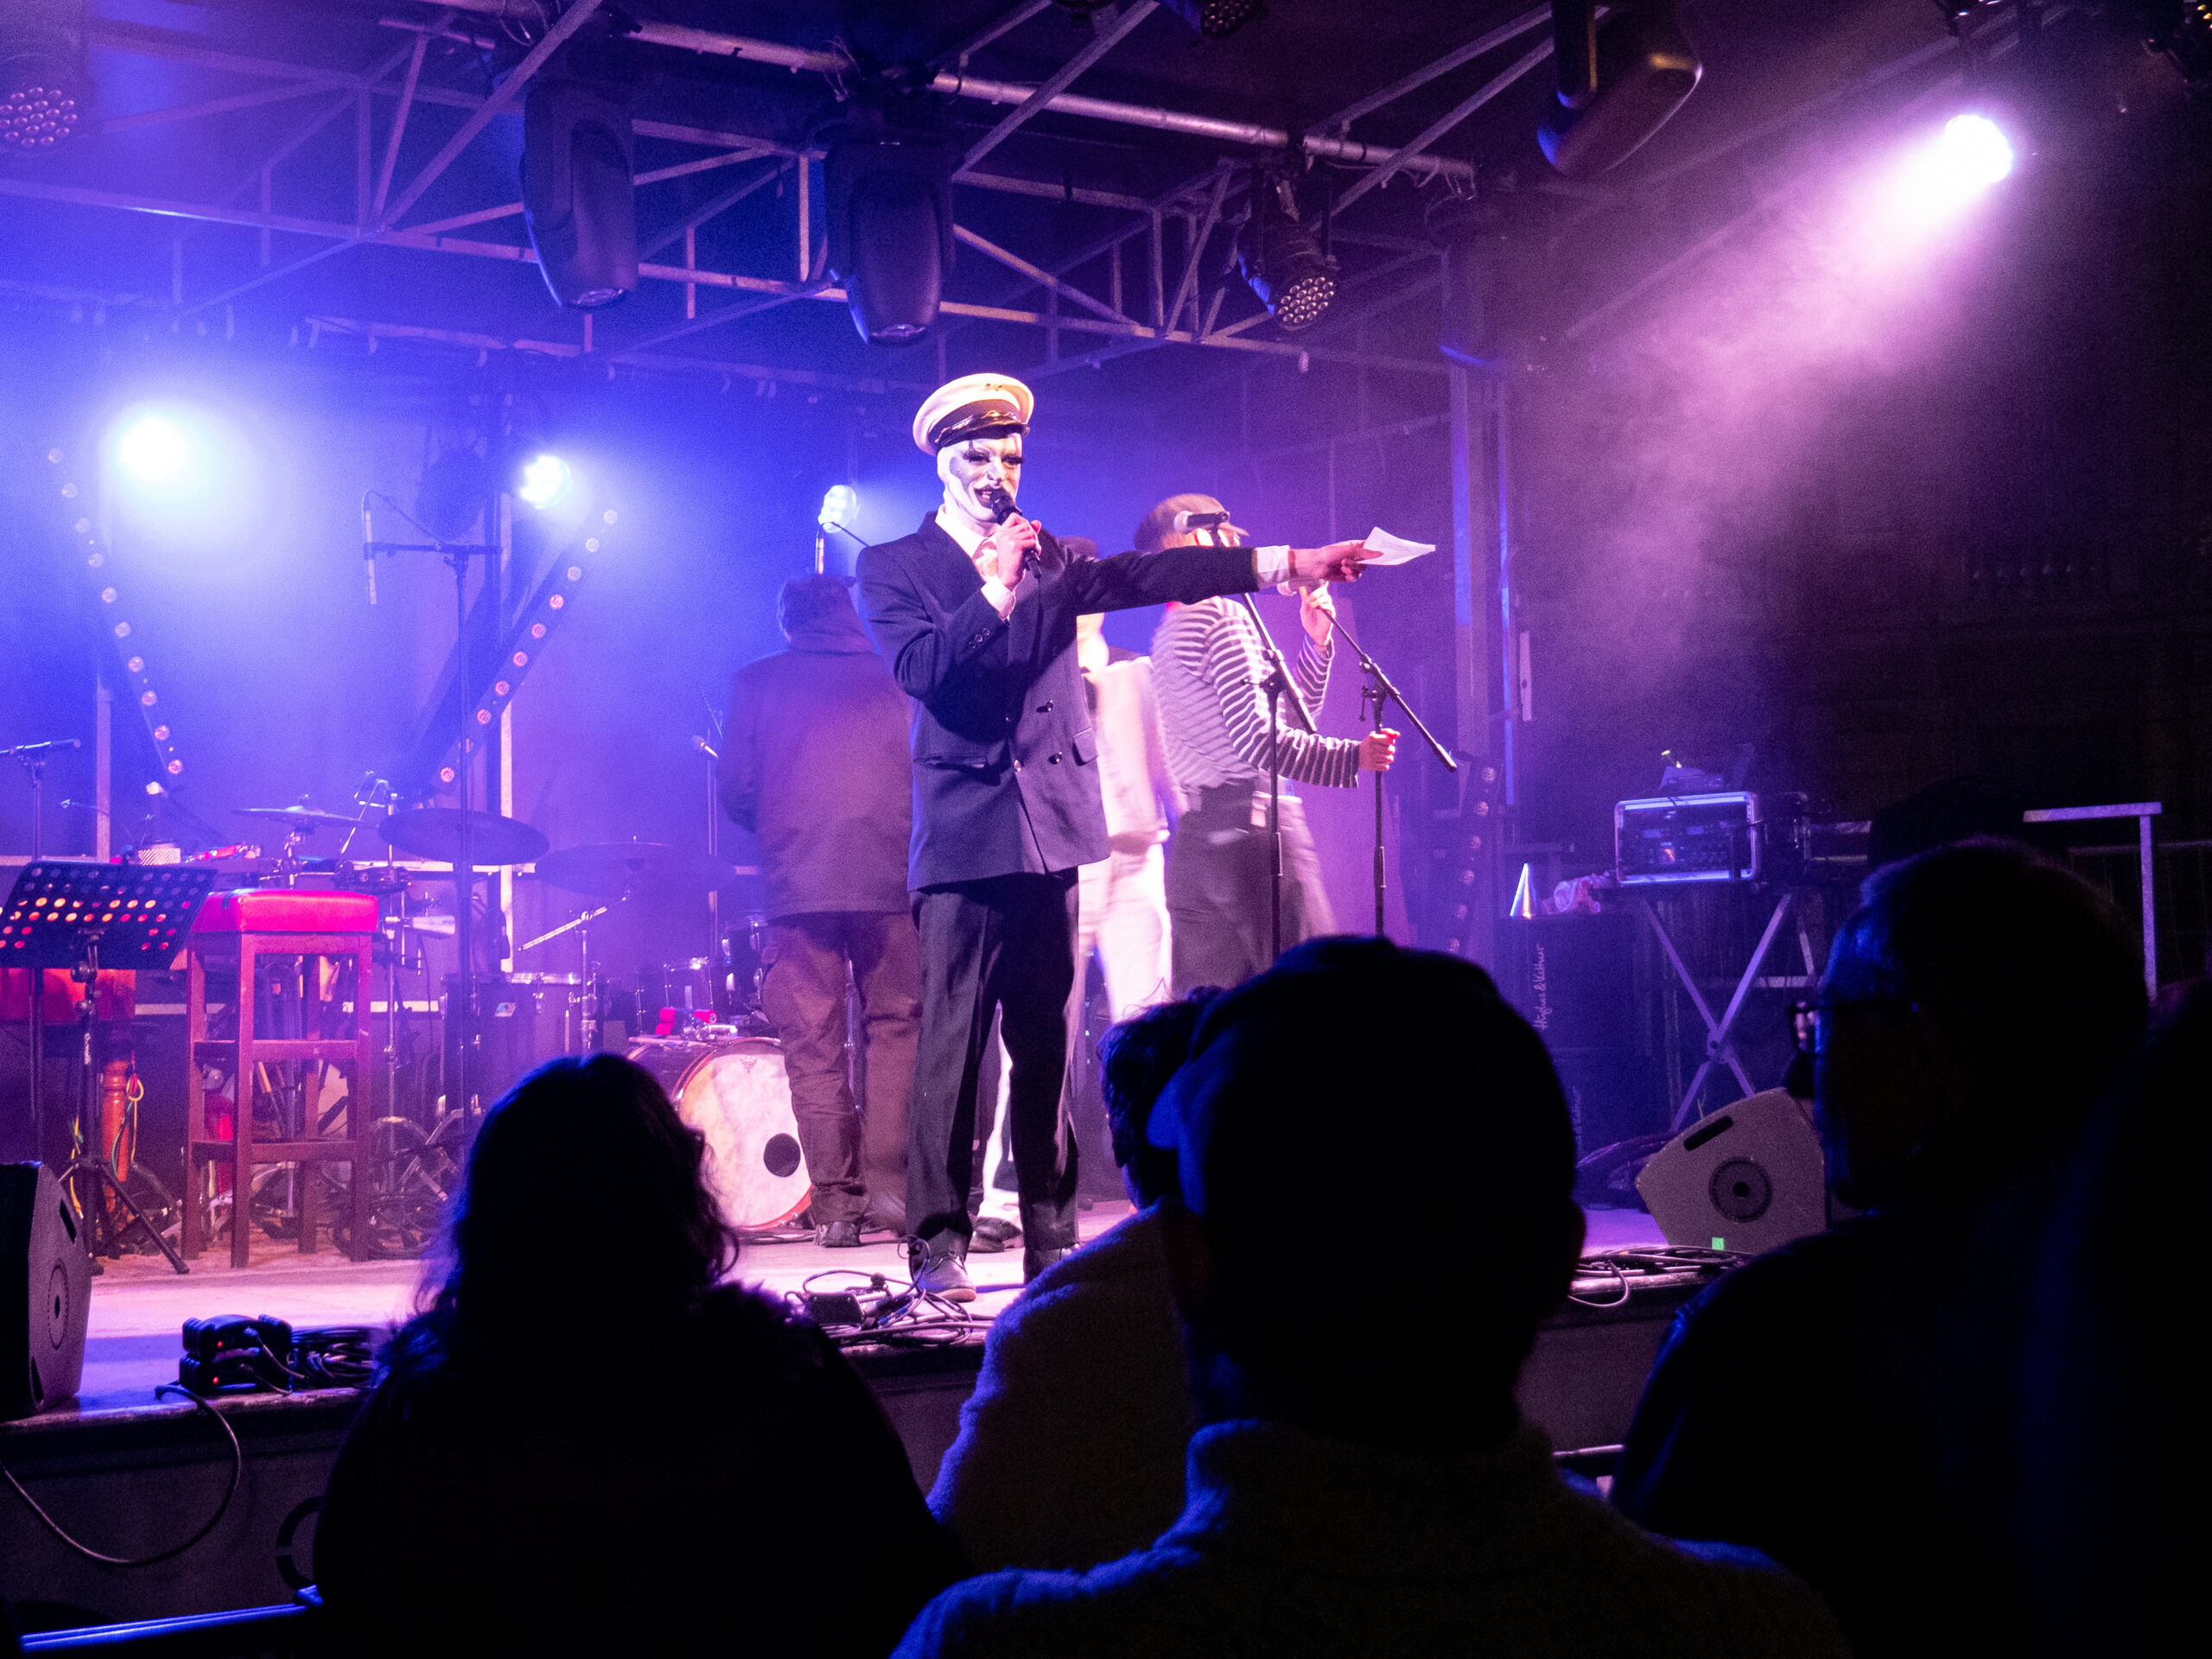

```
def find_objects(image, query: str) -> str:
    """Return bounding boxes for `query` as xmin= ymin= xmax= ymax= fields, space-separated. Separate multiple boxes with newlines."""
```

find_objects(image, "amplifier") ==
xmin=1615 ymin=792 xmax=1761 ymax=886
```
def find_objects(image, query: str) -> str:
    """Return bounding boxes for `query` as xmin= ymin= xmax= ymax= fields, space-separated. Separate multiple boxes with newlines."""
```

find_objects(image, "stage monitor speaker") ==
xmin=2 ymin=1161 xmax=91 ymax=1421
xmin=1637 ymin=1089 xmax=1828 ymax=1256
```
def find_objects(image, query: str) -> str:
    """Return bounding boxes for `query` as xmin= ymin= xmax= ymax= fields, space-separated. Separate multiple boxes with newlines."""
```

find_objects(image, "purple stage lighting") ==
xmin=516 ymin=453 xmax=574 ymax=510
xmin=1893 ymin=113 xmax=2015 ymax=222
xmin=115 ymin=413 xmax=188 ymax=488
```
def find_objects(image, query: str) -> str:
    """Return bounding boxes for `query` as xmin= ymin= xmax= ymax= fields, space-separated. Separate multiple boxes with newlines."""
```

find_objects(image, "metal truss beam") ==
xmin=957 ymin=2 xmax=1157 ymax=175
xmin=99 ymin=79 xmax=327 ymax=135
xmin=378 ymin=0 xmax=606 ymax=232
xmin=1322 ymin=6 xmax=1552 ymax=133
xmin=420 ymin=0 xmax=1478 ymax=184
xmin=1332 ymin=38 xmax=1554 ymax=218
xmin=955 ymin=224 xmax=1133 ymax=326
xmin=934 ymin=0 xmax=1058 ymax=71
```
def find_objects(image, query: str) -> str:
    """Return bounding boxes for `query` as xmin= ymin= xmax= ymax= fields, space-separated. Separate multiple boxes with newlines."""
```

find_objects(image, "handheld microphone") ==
xmin=361 ymin=498 xmax=378 ymax=606
xmin=979 ymin=486 xmax=1066 ymax=572
xmin=1174 ymin=509 xmax=1231 ymax=534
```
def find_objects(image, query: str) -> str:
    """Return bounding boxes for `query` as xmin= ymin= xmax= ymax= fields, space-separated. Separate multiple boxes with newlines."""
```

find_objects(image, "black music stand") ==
xmin=2 ymin=861 xmax=216 ymax=1273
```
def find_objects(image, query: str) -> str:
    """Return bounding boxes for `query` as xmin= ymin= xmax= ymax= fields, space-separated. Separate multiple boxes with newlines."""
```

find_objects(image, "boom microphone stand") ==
xmin=1326 ymin=613 xmax=1457 ymax=936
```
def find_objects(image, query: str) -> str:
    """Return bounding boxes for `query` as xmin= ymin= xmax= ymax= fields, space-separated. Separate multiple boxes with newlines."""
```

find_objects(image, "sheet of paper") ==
xmin=1362 ymin=527 xmax=1435 ymax=566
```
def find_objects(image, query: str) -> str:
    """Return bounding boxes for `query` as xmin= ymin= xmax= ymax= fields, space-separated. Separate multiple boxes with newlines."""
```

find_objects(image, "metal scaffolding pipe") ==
xmin=426 ymin=0 xmax=1478 ymax=183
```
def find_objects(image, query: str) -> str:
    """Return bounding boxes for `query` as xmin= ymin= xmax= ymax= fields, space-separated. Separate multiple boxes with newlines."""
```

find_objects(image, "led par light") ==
xmin=1239 ymin=171 xmax=1336 ymax=333
xmin=1160 ymin=0 xmax=1268 ymax=37
xmin=0 ymin=0 xmax=90 ymax=155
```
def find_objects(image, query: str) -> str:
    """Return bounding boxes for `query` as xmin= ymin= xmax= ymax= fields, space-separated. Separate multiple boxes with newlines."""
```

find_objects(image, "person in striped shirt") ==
xmin=1141 ymin=493 xmax=1398 ymax=995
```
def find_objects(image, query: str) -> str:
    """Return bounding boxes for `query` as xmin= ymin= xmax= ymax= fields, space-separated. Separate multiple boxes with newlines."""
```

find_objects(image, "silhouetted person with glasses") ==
xmin=1614 ymin=840 xmax=2146 ymax=1656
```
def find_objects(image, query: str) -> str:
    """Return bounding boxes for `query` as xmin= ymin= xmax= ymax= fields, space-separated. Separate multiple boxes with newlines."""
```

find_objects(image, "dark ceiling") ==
xmin=0 ymin=0 xmax=2182 ymax=423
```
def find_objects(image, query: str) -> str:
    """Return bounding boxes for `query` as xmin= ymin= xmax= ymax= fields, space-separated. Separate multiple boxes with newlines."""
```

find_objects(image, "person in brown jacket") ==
xmin=720 ymin=575 xmax=918 ymax=1243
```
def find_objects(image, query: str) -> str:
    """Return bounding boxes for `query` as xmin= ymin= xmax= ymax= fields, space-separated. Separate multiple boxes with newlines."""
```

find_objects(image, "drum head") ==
xmin=631 ymin=1037 xmax=808 ymax=1230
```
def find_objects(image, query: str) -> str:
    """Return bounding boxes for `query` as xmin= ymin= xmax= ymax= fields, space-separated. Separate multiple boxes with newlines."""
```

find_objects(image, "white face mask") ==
xmin=937 ymin=434 xmax=1025 ymax=530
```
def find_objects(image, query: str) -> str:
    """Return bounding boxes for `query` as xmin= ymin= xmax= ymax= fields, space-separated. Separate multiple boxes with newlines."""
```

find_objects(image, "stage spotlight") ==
xmin=115 ymin=414 xmax=188 ymax=488
xmin=1890 ymin=112 xmax=2016 ymax=225
xmin=824 ymin=106 xmax=955 ymax=345
xmin=522 ymin=67 xmax=637 ymax=309
xmin=1239 ymin=170 xmax=1336 ymax=333
xmin=0 ymin=1 xmax=90 ymax=155
xmin=1933 ymin=112 xmax=2015 ymax=189
xmin=819 ymin=484 xmax=858 ymax=529
xmin=1538 ymin=0 xmax=1701 ymax=178
xmin=514 ymin=454 xmax=574 ymax=511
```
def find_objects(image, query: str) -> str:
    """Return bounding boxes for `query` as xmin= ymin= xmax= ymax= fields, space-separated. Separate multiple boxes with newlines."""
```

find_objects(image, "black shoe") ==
xmin=971 ymin=1216 xmax=1021 ymax=1253
xmin=908 ymin=1236 xmax=976 ymax=1303
xmin=1022 ymin=1244 xmax=1070 ymax=1282
xmin=817 ymin=1219 xmax=862 ymax=1249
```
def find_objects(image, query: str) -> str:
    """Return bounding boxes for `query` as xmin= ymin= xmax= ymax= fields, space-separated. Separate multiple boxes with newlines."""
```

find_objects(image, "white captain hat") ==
xmin=912 ymin=372 xmax=1034 ymax=454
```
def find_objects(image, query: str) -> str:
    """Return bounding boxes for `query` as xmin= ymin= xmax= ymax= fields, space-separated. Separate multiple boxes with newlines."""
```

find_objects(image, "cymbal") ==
xmin=537 ymin=841 xmax=737 ymax=898
xmin=234 ymin=804 xmax=367 ymax=831
xmin=378 ymin=807 xmax=550 ymax=868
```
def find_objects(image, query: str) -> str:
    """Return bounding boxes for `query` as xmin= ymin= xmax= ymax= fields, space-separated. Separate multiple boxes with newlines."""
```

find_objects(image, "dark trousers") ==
xmin=909 ymin=872 xmax=1080 ymax=1254
xmin=1166 ymin=785 xmax=1336 ymax=997
xmin=760 ymin=911 xmax=920 ymax=1227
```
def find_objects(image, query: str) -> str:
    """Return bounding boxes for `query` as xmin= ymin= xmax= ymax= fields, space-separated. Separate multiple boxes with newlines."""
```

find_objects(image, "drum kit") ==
xmin=204 ymin=796 xmax=809 ymax=1251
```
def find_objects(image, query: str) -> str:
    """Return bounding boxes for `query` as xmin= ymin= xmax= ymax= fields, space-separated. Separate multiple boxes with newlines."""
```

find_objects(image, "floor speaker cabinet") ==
xmin=1637 ymin=1088 xmax=1830 ymax=1256
xmin=1500 ymin=914 xmax=1665 ymax=1150
xmin=2 ymin=1161 xmax=92 ymax=1421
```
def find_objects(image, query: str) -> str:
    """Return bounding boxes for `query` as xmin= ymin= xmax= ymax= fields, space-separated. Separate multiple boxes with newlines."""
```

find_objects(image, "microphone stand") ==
xmin=366 ymin=533 xmax=499 ymax=1119
xmin=1231 ymin=594 xmax=1316 ymax=965
xmin=1326 ymin=613 xmax=1457 ymax=938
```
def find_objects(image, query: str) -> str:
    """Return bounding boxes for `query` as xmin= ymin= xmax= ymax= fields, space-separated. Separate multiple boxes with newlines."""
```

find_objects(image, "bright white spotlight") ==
xmin=1890 ymin=112 xmax=2015 ymax=226
xmin=819 ymin=483 xmax=858 ymax=528
xmin=117 ymin=414 xmax=188 ymax=486
xmin=516 ymin=453 xmax=572 ymax=510
xmin=1937 ymin=114 xmax=2014 ymax=188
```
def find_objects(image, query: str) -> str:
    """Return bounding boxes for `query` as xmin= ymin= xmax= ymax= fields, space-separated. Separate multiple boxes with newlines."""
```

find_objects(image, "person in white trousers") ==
xmin=977 ymin=594 xmax=1174 ymax=1243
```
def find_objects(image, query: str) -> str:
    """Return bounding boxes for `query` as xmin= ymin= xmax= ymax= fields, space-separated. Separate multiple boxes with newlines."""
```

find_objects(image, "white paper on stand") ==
xmin=1361 ymin=527 xmax=1435 ymax=566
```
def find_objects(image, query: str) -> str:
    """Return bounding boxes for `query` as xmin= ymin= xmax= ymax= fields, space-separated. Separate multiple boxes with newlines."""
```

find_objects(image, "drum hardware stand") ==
xmin=1332 ymin=614 xmax=1456 ymax=937
xmin=518 ymin=903 xmax=613 ymax=1050
xmin=5 ymin=738 xmax=79 ymax=1153
xmin=366 ymin=525 xmax=499 ymax=1117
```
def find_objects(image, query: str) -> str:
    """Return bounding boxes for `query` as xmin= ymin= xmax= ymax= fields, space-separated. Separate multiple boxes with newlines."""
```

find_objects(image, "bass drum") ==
xmin=626 ymin=1036 xmax=810 ymax=1230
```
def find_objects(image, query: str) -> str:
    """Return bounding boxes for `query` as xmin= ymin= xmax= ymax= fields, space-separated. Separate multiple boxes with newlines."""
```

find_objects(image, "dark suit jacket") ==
xmin=717 ymin=604 xmax=912 ymax=920
xmin=857 ymin=513 xmax=1259 ymax=888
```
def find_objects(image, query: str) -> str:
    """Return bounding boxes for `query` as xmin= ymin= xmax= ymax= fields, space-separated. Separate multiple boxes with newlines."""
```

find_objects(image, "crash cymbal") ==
xmin=234 ymin=804 xmax=369 ymax=831
xmin=378 ymin=807 xmax=550 ymax=868
xmin=536 ymin=840 xmax=736 ymax=898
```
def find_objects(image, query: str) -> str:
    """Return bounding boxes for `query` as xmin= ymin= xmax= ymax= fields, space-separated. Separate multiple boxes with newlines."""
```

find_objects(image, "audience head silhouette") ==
xmin=1147 ymin=937 xmax=1581 ymax=1451
xmin=394 ymin=1054 xmax=737 ymax=1382
xmin=1815 ymin=838 xmax=2145 ymax=1210
xmin=1097 ymin=990 xmax=1215 ymax=1209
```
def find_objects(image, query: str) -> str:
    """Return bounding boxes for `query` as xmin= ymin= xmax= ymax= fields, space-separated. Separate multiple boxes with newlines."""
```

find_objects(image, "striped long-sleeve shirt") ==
xmin=1150 ymin=597 xmax=1363 ymax=802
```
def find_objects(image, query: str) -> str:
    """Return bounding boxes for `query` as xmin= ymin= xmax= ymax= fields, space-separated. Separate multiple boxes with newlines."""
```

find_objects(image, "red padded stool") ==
xmin=184 ymin=890 xmax=377 ymax=1266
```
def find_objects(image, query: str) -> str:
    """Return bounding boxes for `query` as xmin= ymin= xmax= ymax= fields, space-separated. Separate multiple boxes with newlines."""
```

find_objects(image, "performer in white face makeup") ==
xmin=855 ymin=373 xmax=1370 ymax=1300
